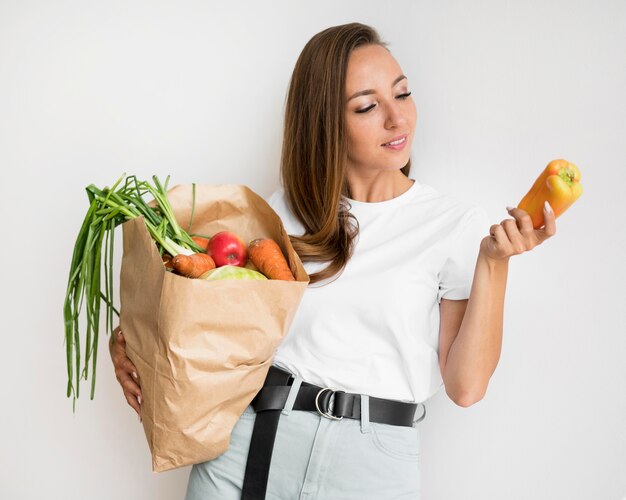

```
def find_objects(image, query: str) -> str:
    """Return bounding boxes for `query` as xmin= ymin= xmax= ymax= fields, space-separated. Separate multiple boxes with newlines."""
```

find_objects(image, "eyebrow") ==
xmin=347 ymin=74 xmax=407 ymax=102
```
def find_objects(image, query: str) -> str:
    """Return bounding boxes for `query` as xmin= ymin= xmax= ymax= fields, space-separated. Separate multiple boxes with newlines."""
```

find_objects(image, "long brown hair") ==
xmin=280 ymin=22 xmax=411 ymax=285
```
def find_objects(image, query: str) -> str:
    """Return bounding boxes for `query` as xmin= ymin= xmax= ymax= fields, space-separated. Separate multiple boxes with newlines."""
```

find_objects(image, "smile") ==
xmin=381 ymin=134 xmax=408 ymax=150
xmin=383 ymin=137 xmax=406 ymax=146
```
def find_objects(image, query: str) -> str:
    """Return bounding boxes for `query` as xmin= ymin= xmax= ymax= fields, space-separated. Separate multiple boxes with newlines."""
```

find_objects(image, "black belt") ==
xmin=240 ymin=365 xmax=424 ymax=499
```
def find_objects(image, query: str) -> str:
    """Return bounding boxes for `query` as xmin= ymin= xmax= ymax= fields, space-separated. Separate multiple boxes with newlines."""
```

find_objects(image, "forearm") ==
xmin=443 ymin=252 xmax=509 ymax=406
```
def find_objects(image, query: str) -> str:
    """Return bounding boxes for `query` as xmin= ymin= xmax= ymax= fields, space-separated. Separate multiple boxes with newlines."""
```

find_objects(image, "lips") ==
xmin=381 ymin=134 xmax=408 ymax=149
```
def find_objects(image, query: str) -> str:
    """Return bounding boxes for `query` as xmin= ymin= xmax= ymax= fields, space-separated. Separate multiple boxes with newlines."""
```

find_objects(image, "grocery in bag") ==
xmin=63 ymin=176 xmax=308 ymax=472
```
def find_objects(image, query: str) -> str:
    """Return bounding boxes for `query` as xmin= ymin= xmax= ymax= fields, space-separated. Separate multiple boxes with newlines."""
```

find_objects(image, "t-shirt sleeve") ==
xmin=265 ymin=187 xmax=283 ymax=211
xmin=264 ymin=187 xmax=306 ymax=237
xmin=437 ymin=206 xmax=490 ymax=303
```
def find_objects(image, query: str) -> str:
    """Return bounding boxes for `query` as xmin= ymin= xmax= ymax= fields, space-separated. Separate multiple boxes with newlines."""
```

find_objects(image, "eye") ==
xmin=356 ymin=104 xmax=376 ymax=114
xmin=355 ymin=91 xmax=412 ymax=114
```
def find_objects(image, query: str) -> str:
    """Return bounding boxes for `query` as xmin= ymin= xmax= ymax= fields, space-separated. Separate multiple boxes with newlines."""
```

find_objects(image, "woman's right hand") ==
xmin=109 ymin=326 xmax=142 ymax=420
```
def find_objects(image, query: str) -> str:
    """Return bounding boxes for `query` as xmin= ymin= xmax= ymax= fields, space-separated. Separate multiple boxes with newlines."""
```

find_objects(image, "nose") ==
xmin=384 ymin=100 xmax=409 ymax=130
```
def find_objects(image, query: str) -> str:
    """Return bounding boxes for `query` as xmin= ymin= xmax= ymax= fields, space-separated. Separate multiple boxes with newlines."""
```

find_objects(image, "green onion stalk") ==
xmin=63 ymin=174 xmax=203 ymax=410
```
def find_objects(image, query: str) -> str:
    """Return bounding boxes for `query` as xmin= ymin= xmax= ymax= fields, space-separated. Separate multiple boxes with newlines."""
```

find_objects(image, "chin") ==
xmin=387 ymin=156 xmax=411 ymax=170
xmin=376 ymin=163 xmax=409 ymax=173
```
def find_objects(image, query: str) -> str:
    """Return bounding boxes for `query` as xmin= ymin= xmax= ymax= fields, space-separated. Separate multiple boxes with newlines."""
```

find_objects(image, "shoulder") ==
xmin=410 ymin=181 xmax=488 ymax=229
xmin=264 ymin=186 xmax=306 ymax=236
xmin=265 ymin=186 xmax=292 ymax=218
xmin=265 ymin=186 xmax=285 ymax=209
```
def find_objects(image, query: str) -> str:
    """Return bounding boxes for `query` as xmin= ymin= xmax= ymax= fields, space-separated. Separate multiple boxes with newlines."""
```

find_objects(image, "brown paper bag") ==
xmin=118 ymin=184 xmax=308 ymax=472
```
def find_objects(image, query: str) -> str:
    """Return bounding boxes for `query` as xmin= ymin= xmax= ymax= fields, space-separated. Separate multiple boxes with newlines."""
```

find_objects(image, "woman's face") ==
xmin=344 ymin=44 xmax=416 ymax=175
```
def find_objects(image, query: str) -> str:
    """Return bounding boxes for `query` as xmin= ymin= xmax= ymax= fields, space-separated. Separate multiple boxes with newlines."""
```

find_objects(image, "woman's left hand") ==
xmin=480 ymin=201 xmax=557 ymax=262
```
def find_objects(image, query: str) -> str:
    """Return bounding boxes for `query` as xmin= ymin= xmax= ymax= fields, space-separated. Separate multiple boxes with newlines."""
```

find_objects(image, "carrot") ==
xmin=172 ymin=253 xmax=216 ymax=278
xmin=248 ymin=239 xmax=295 ymax=281
xmin=191 ymin=236 xmax=210 ymax=251
xmin=162 ymin=254 xmax=174 ymax=269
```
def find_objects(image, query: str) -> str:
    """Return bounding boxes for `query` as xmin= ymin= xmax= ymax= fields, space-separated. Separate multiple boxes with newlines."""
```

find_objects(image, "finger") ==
xmin=122 ymin=377 xmax=143 ymax=403
xmin=113 ymin=353 xmax=140 ymax=383
xmin=118 ymin=372 xmax=143 ymax=412
xmin=114 ymin=351 xmax=141 ymax=382
xmin=489 ymin=224 xmax=512 ymax=255
xmin=536 ymin=201 xmax=557 ymax=240
xmin=109 ymin=328 xmax=124 ymax=356
xmin=501 ymin=218 xmax=528 ymax=254
xmin=111 ymin=332 xmax=127 ymax=358
xmin=110 ymin=335 xmax=141 ymax=384
xmin=506 ymin=207 xmax=534 ymax=236
xmin=116 ymin=328 xmax=126 ymax=347
xmin=123 ymin=379 xmax=143 ymax=421
xmin=124 ymin=391 xmax=142 ymax=418
xmin=122 ymin=358 xmax=140 ymax=383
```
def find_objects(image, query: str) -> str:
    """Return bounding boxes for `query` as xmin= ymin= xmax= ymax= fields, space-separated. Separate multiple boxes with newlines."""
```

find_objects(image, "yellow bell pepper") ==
xmin=518 ymin=159 xmax=583 ymax=229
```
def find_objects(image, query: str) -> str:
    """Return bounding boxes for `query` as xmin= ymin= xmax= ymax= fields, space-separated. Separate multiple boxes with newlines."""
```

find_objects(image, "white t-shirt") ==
xmin=266 ymin=178 xmax=490 ymax=403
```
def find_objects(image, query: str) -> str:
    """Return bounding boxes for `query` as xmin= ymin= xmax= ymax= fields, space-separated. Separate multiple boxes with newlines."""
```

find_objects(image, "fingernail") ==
xmin=544 ymin=201 xmax=553 ymax=214
xmin=138 ymin=394 xmax=142 ymax=405
xmin=117 ymin=330 xmax=122 ymax=338
xmin=133 ymin=371 xmax=138 ymax=379
xmin=506 ymin=206 xmax=514 ymax=211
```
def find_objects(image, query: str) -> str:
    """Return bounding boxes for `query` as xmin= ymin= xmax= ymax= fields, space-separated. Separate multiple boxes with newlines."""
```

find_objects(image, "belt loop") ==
xmin=413 ymin=403 xmax=426 ymax=425
xmin=281 ymin=376 xmax=303 ymax=416
xmin=360 ymin=394 xmax=370 ymax=434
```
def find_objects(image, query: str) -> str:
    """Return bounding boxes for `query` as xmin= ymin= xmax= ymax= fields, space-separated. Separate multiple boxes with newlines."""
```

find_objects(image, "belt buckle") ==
xmin=315 ymin=387 xmax=344 ymax=421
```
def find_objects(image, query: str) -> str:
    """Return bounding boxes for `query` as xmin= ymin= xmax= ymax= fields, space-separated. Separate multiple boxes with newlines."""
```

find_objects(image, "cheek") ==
xmin=345 ymin=122 xmax=361 ymax=159
xmin=409 ymin=103 xmax=418 ymax=128
xmin=346 ymin=119 xmax=377 ymax=155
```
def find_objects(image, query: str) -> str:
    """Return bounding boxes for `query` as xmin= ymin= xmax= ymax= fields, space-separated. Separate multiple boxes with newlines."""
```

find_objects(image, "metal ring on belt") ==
xmin=314 ymin=387 xmax=344 ymax=420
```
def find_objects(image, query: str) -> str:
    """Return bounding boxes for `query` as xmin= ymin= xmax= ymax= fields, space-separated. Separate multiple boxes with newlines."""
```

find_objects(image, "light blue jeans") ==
xmin=185 ymin=378 xmax=424 ymax=499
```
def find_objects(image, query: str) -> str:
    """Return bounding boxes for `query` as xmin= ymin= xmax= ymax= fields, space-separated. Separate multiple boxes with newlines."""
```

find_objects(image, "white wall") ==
xmin=1 ymin=1 xmax=624 ymax=499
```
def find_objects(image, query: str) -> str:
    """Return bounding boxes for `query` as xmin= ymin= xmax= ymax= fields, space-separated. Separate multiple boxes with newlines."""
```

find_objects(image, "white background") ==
xmin=1 ymin=1 xmax=624 ymax=499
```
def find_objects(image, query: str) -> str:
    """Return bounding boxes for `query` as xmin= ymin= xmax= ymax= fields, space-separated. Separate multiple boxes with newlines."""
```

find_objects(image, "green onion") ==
xmin=63 ymin=174 xmax=203 ymax=409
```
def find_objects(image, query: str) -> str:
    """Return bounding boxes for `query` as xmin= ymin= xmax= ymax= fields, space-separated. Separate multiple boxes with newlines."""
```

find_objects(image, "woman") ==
xmin=110 ymin=22 xmax=556 ymax=499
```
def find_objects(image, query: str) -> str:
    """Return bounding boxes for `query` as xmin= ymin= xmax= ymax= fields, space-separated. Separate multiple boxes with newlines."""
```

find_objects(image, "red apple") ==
xmin=207 ymin=231 xmax=248 ymax=267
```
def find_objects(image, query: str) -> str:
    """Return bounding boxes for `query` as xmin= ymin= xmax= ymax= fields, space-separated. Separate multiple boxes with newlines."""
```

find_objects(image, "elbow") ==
xmin=446 ymin=386 xmax=486 ymax=408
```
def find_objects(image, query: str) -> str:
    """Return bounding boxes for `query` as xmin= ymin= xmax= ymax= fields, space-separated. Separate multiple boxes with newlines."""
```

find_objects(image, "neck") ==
xmin=346 ymin=170 xmax=414 ymax=203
